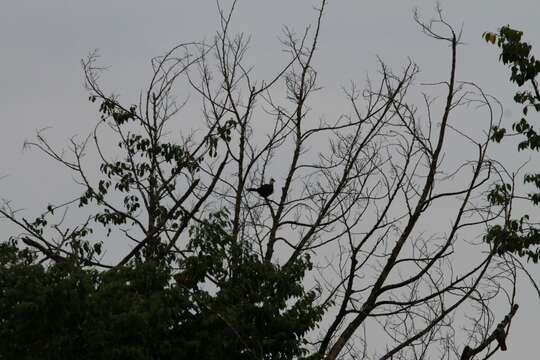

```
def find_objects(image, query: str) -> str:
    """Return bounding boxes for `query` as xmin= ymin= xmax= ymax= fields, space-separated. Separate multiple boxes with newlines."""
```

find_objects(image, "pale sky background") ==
xmin=1 ymin=0 xmax=539 ymax=358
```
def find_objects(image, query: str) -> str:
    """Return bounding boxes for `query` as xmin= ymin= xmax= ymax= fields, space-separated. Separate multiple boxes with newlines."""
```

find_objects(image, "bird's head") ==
xmin=270 ymin=178 xmax=275 ymax=184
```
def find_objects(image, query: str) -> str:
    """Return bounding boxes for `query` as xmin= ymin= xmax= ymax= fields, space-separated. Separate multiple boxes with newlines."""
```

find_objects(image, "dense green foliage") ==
xmin=0 ymin=213 xmax=324 ymax=360
xmin=483 ymin=26 xmax=540 ymax=262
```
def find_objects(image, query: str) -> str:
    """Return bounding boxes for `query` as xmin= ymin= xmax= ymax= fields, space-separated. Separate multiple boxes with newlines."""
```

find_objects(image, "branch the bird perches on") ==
xmin=460 ymin=304 xmax=519 ymax=360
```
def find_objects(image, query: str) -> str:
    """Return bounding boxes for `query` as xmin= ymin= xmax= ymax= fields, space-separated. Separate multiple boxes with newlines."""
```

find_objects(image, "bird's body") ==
xmin=247 ymin=178 xmax=275 ymax=198
xmin=495 ymin=326 xmax=507 ymax=351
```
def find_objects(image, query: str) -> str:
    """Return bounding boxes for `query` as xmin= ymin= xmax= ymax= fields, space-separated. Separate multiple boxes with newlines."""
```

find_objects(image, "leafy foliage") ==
xmin=0 ymin=212 xmax=324 ymax=360
xmin=483 ymin=26 xmax=540 ymax=262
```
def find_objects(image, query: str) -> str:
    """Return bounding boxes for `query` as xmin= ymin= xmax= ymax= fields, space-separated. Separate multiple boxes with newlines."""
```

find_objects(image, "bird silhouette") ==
xmin=495 ymin=326 xmax=507 ymax=351
xmin=247 ymin=178 xmax=275 ymax=198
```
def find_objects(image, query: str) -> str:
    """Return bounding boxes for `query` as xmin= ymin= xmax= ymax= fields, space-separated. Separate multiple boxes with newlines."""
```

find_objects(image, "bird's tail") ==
xmin=247 ymin=188 xmax=257 ymax=192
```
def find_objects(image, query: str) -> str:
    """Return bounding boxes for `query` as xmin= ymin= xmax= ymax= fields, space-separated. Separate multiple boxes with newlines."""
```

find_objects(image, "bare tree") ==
xmin=1 ymin=1 xmax=529 ymax=359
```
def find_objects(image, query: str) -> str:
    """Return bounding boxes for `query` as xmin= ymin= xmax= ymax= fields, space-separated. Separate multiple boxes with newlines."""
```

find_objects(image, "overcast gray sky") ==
xmin=1 ymin=0 xmax=539 ymax=358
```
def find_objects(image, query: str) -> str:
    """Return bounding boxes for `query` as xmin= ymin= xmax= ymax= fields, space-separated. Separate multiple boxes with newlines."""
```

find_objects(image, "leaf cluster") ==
xmin=483 ymin=26 xmax=540 ymax=261
xmin=0 ymin=211 xmax=324 ymax=360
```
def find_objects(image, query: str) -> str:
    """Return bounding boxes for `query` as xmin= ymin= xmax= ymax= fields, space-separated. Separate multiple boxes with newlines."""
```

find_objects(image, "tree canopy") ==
xmin=0 ymin=2 xmax=535 ymax=359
